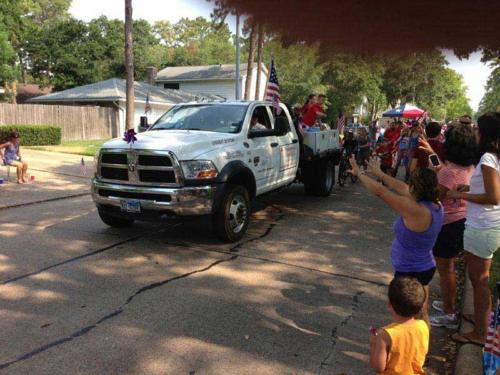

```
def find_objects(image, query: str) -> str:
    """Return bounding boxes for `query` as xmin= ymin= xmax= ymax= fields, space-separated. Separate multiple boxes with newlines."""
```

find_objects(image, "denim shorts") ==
xmin=463 ymin=225 xmax=500 ymax=259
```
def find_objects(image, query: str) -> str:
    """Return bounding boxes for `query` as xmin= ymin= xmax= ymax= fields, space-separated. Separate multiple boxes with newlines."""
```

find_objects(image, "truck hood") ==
xmin=101 ymin=130 xmax=238 ymax=160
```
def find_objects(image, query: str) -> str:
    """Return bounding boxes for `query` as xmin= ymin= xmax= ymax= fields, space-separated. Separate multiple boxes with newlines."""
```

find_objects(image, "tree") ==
xmin=22 ymin=0 xmax=71 ymax=25
xmin=263 ymin=38 xmax=325 ymax=106
xmin=244 ymin=18 xmax=257 ymax=100
xmin=478 ymin=62 xmax=500 ymax=113
xmin=154 ymin=17 xmax=234 ymax=67
xmin=255 ymin=24 xmax=264 ymax=100
xmin=323 ymin=54 xmax=386 ymax=119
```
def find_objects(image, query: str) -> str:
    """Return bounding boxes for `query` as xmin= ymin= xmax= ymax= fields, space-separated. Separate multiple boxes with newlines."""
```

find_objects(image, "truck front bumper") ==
xmin=92 ymin=179 xmax=215 ymax=216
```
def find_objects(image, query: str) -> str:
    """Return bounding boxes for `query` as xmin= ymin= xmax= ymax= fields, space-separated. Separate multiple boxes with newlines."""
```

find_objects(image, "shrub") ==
xmin=0 ymin=125 xmax=61 ymax=145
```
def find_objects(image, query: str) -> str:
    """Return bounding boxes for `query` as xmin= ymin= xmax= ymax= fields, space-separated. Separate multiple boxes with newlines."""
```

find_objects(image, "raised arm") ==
xmin=366 ymin=159 xmax=410 ymax=197
xmin=349 ymin=156 xmax=426 ymax=223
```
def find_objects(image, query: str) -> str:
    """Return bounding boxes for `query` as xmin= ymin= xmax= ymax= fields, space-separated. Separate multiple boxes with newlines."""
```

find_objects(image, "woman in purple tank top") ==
xmin=349 ymin=157 xmax=443 ymax=324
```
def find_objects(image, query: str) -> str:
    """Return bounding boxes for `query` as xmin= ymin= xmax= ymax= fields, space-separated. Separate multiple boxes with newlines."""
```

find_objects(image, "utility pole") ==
xmin=244 ymin=18 xmax=256 ymax=100
xmin=235 ymin=12 xmax=241 ymax=100
xmin=125 ymin=0 xmax=135 ymax=130
xmin=255 ymin=24 xmax=264 ymax=100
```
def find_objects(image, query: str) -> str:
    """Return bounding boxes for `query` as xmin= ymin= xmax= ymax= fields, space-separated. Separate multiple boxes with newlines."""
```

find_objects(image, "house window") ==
xmin=164 ymin=83 xmax=180 ymax=90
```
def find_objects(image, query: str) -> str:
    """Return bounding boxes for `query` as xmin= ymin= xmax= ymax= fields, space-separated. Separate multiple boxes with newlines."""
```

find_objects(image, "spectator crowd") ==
xmin=345 ymin=113 xmax=500 ymax=374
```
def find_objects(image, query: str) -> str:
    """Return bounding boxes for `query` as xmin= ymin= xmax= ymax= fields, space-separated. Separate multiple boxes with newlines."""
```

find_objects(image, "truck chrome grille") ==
xmin=101 ymin=153 xmax=127 ymax=165
xmin=101 ymin=167 xmax=128 ymax=181
xmin=98 ymin=189 xmax=172 ymax=203
xmin=98 ymin=150 xmax=182 ymax=187
xmin=139 ymin=170 xmax=176 ymax=183
xmin=138 ymin=155 xmax=172 ymax=167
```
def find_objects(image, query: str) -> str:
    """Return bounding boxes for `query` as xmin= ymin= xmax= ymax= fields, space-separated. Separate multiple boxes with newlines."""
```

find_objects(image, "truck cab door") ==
xmin=246 ymin=105 xmax=279 ymax=194
xmin=271 ymin=106 xmax=300 ymax=185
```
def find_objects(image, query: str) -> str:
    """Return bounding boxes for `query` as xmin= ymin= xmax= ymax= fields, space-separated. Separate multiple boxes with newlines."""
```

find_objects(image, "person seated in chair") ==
xmin=0 ymin=131 xmax=29 ymax=184
xmin=250 ymin=114 xmax=267 ymax=131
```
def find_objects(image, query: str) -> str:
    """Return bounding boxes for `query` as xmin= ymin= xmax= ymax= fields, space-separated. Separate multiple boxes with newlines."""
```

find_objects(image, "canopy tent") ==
xmin=382 ymin=104 xmax=425 ymax=119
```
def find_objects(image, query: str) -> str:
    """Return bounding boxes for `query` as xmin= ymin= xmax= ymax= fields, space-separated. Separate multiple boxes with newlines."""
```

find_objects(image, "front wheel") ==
xmin=213 ymin=185 xmax=250 ymax=242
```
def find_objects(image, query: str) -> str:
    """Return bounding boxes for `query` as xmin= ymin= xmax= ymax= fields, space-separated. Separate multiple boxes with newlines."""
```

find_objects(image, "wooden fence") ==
xmin=0 ymin=103 xmax=119 ymax=141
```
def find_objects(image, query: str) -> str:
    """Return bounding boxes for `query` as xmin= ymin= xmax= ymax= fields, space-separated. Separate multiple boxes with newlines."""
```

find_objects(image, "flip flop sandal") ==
xmin=451 ymin=333 xmax=484 ymax=347
xmin=462 ymin=314 xmax=476 ymax=325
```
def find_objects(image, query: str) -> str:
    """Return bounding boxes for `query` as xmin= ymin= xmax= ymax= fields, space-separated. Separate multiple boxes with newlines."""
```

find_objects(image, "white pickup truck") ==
xmin=92 ymin=101 xmax=341 ymax=241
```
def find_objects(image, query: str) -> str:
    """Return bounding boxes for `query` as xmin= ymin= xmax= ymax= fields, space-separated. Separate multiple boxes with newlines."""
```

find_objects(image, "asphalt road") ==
xmin=0 ymin=175 xmax=446 ymax=374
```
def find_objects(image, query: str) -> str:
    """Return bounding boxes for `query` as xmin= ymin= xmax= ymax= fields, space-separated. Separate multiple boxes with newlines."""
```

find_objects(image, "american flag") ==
xmin=79 ymin=157 xmax=87 ymax=176
xmin=337 ymin=114 xmax=346 ymax=134
xmin=265 ymin=60 xmax=281 ymax=114
xmin=145 ymin=91 xmax=152 ymax=114
xmin=484 ymin=283 xmax=500 ymax=374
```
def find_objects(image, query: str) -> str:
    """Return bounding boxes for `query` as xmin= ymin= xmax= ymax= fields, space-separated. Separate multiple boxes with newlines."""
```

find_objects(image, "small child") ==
xmin=370 ymin=277 xmax=429 ymax=375
xmin=392 ymin=127 xmax=411 ymax=180
xmin=375 ymin=137 xmax=393 ymax=174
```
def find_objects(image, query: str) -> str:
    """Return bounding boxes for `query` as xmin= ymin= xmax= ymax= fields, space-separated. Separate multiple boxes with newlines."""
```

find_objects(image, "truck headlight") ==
xmin=180 ymin=160 xmax=218 ymax=180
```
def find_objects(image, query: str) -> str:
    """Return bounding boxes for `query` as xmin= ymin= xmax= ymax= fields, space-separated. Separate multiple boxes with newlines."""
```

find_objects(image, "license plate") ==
xmin=120 ymin=199 xmax=141 ymax=213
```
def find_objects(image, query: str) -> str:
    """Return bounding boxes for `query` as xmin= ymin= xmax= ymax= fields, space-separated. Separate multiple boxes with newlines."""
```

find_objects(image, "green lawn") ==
xmin=27 ymin=139 xmax=110 ymax=156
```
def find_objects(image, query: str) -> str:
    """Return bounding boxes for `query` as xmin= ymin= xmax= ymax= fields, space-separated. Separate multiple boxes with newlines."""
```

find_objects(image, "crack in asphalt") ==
xmin=0 ymin=236 xmax=141 ymax=285
xmin=0 ymin=255 xmax=238 ymax=371
xmin=319 ymin=291 xmax=364 ymax=373
xmin=0 ymin=192 xmax=91 ymax=211
xmin=0 ymin=204 xmax=283 ymax=370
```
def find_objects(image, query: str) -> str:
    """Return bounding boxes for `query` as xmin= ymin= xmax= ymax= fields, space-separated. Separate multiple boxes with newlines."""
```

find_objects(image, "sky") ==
xmin=70 ymin=0 xmax=492 ymax=111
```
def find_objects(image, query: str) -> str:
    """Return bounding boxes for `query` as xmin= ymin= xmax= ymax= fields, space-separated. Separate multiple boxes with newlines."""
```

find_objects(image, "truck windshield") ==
xmin=150 ymin=104 xmax=247 ymax=133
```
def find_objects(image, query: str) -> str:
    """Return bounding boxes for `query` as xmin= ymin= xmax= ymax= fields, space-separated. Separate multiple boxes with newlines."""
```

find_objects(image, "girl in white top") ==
xmin=447 ymin=112 xmax=500 ymax=346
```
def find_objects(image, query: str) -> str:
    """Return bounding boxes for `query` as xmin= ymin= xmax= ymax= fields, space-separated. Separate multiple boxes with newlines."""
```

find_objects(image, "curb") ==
xmin=455 ymin=270 xmax=483 ymax=375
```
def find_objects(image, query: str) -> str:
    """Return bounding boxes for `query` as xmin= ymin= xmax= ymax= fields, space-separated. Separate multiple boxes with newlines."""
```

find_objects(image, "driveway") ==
xmin=0 ymin=150 xmax=450 ymax=374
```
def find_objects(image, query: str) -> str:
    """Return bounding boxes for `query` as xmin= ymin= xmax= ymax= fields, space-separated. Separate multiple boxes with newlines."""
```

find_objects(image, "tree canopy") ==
xmin=0 ymin=2 xmax=478 ymax=121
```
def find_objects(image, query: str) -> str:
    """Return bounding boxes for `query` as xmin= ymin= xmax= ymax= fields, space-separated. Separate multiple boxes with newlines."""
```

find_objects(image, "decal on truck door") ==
xmin=280 ymin=144 xmax=298 ymax=172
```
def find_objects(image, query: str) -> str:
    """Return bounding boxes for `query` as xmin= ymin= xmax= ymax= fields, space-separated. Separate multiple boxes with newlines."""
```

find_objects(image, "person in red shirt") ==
xmin=302 ymin=94 xmax=326 ymax=127
xmin=410 ymin=122 xmax=445 ymax=173
xmin=383 ymin=121 xmax=402 ymax=147
xmin=375 ymin=137 xmax=394 ymax=174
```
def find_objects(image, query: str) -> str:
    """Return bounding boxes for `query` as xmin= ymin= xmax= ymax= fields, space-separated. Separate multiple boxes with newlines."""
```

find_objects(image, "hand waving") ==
xmin=348 ymin=156 xmax=360 ymax=177
xmin=367 ymin=159 xmax=383 ymax=177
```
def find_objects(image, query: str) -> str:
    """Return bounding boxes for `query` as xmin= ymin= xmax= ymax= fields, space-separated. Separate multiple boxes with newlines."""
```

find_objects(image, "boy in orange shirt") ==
xmin=370 ymin=277 xmax=429 ymax=374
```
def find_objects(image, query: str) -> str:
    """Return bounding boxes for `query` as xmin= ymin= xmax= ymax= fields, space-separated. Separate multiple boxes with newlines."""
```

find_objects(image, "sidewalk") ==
xmin=455 ymin=272 xmax=484 ymax=375
xmin=0 ymin=149 xmax=93 ymax=209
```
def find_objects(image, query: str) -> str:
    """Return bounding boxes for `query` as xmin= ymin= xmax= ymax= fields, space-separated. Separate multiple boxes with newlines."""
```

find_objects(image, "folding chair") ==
xmin=2 ymin=158 xmax=11 ymax=181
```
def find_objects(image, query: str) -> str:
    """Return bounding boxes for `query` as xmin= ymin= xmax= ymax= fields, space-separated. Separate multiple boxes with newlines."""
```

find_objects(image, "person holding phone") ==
xmin=446 ymin=112 xmax=500 ymax=346
xmin=410 ymin=122 xmax=445 ymax=172
xmin=349 ymin=156 xmax=443 ymax=325
xmin=425 ymin=124 xmax=477 ymax=329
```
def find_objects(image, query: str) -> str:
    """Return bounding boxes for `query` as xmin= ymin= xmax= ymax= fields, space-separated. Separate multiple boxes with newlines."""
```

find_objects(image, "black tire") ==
xmin=212 ymin=184 xmax=250 ymax=242
xmin=338 ymin=159 xmax=347 ymax=187
xmin=302 ymin=162 xmax=317 ymax=195
xmin=314 ymin=159 xmax=335 ymax=196
xmin=98 ymin=208 xmax=135 ymax=227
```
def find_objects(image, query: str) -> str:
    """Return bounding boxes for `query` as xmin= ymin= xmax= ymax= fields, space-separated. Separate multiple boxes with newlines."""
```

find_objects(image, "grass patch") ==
xmin=491 ymin=254 xmax=500 ymax=301
xmin=27 ymin=139 xmax=110 ymax=156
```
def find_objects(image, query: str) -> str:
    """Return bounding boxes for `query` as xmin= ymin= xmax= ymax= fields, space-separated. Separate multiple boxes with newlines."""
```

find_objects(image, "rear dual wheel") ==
xmin=303 ymin=159 xmax=335 ymax=196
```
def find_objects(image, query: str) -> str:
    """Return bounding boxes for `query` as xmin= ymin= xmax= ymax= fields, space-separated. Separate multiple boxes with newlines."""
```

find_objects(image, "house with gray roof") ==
xmin=28 ymin=78 xmax=206 ymax=134
xmin=155 ymin=63 xmax=268 ymax=100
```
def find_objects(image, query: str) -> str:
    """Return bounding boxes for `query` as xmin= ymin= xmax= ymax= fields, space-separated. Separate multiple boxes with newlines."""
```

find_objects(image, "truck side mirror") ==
xmin=275 ymin=116 xmax=290 ymax=136
xmin=139 ymin=116 xmax=149 ymax=132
